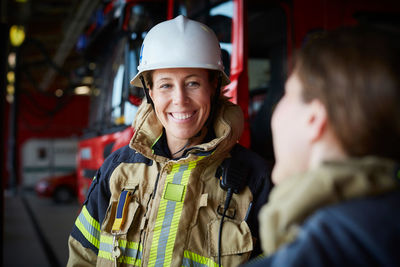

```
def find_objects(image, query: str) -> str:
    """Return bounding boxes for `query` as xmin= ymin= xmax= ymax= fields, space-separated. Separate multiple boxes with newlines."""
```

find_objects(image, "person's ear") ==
xmin=148 ymin=87 xmax=153 ymax=100
xmin=307 ymin=99 xmax=328 ymax=143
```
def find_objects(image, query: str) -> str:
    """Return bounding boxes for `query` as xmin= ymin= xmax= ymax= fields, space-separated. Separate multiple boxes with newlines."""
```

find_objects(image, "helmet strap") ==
xmin=206 ymin=74 xmax=222 ymax=131
xmin=139 ymin=75 xmax=154 ymax=109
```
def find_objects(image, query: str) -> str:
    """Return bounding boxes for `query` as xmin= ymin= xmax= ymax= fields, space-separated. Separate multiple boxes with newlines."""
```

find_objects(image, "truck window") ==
xmin=248 ymin=1 xmax=287 ymax=161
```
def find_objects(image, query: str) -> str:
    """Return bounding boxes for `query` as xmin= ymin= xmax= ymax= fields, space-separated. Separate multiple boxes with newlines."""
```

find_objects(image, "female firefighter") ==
xmin=244 ymin=26 xmax=400 ymax=266
xmin=68 ymin=15 xmax=272 ymax=267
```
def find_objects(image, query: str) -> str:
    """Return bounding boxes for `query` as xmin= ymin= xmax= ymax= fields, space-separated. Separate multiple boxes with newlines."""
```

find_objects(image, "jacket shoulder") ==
xmin=93 ymin=145 xmax=152 ymax=186
xmin=69 ymin=145 xmax=153 ymax=257
xmin=267 ymin=190 xmax=400 ymax=267
xmin=243 ymin=191 xmax=400 ymax=267
xmin=105 ymin=145 xmax=153 ymax=166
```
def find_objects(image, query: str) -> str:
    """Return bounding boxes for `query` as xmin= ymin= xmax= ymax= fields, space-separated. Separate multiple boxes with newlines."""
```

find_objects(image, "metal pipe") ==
xmin=39 ymin=0 xmax=101 ymax=91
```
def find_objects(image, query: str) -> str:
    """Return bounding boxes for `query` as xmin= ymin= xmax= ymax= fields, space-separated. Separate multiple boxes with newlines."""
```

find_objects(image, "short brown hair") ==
xmin=295 ymin=27 xmax=400 ymax=160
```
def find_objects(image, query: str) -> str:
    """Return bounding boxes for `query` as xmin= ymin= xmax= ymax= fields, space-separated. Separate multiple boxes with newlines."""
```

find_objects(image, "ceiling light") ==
xmin=7 ymin=71 xmax=15 ymax=83
xmin=10 ymin=25 xmax=25 ymax=47
xmin=82 ymin=76 xmax=94 ymax=84
xmin=7 ymin=84 xmax=14 ymax=95
xmin=6 ymin=94 xmax=14 ymax=103
xmin=88 ymin=62 xmax=96 ymax=70
xmin=55 ymin=89 xmax=64 ymax=97
xmin=8 ymin=53 xmax=16 ymax=67
xmin=74 ymin=85 xmax=90 ymax=95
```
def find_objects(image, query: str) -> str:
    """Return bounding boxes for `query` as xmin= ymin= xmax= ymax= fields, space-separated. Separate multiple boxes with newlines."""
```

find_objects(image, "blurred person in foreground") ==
xmin=244 ymin=26 xmax=400 ymax=267
xmin=67 ymin=15 xmax=272 ymax=267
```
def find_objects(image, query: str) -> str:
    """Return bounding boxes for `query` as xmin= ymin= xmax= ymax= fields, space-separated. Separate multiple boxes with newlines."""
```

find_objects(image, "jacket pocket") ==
xmin=97 ymin=197 xmax=142 ymax=266
xmin=207 ymin=218 xmax=253 ymax=264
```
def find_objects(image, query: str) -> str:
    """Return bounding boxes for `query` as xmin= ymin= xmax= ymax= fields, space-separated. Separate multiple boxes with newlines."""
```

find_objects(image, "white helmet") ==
xmin=130 ymin=15 xmax=230 ymax=87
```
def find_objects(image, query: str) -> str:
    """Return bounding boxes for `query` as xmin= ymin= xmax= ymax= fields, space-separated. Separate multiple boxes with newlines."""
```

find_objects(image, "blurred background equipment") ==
xmin=35 ymin=172 xmax=78 ymax=203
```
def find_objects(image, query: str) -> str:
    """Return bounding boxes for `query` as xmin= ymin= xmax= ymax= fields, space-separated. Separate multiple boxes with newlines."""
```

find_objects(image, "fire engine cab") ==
xmin=76 ymin=0 xmax=400 ymax=203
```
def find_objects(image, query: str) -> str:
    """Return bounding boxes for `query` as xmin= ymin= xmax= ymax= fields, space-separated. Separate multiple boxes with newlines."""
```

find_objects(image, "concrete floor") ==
xmin=3 ymin=189 xmax=81 ymax=267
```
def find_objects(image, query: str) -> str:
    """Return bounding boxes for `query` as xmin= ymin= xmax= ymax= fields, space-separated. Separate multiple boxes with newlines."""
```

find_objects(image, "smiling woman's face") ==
xmin=149 ymin=68 xmax=213 ymax=146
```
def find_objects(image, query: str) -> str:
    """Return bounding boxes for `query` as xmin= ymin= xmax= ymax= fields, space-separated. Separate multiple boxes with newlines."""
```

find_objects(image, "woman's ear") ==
xmin=307 ymin=99 xmax=328 ymax=143
xmin=148 ymin=87 xmax=153 ymax=100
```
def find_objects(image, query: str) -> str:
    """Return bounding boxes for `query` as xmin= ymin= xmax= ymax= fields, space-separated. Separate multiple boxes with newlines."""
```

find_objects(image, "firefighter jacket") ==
xmin=68 ymin=98 xmax=272 ymax=267
xmin=242 ymin=156 xmax=400 ymax=267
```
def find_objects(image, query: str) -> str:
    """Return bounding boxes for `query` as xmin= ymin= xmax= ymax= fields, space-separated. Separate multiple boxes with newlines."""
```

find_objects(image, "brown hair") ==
xmin=295 ymin=26 xmax=400 ymax=160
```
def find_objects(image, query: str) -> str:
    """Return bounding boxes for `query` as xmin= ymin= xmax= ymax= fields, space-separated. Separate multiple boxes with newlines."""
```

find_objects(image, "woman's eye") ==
xmin=187 ymin=81 xmax=200 ymax=88
xmin=159 ymin=83 xmax=171 ymax=89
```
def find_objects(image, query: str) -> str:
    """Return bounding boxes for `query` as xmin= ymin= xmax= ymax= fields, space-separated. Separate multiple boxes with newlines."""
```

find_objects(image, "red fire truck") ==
xmin=75 ymin=0 xmax=167 ymax=203
xmin=76 ymin=0 xmax=400 ymax=203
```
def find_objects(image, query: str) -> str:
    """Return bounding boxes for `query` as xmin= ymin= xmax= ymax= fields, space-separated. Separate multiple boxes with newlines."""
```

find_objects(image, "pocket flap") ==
xmin=120 ymin=201 xmax=140 ymax=233
xmin=208 ymin=219 xmax=253 ymax=256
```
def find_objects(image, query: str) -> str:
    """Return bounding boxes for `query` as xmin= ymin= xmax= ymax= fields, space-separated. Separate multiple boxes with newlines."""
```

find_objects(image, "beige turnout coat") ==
xmin=68 ymin=99 xmax=271 ymax=266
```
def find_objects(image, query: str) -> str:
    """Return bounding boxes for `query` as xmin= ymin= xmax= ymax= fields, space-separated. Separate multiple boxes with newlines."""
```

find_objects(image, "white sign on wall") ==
xmin=21 ymin=138 xmax=78 ymax=187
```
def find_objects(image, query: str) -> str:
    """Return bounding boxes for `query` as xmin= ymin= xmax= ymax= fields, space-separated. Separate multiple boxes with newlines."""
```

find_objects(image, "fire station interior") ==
xmin=2 ymin=0 xmax=400 ymax=266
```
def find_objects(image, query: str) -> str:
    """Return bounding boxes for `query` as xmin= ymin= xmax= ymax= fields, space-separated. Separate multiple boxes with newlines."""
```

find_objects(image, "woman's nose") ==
xmin=172 ymin=85 xmax=189 ymax=104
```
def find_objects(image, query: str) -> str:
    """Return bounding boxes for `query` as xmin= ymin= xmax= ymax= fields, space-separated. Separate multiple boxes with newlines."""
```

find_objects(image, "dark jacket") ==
xmin=244 ymin=158 xmax=400 ymax=267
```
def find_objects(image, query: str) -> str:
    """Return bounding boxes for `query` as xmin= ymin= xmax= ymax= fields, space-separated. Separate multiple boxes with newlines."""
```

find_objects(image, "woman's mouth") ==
xmin=170 ymin=111 xmax=196 ymax=121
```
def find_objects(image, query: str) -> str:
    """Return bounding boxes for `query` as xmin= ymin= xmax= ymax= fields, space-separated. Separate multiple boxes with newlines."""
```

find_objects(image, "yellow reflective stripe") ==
xmin=82 ymin=205 xmax=101 ymax=232
xmin=75 ymin=205 xmax=100 ymax=248
xmin=98 ymin=234 xmax=142 ymax=266
xmin=183 ymin=250 xmax=220 ymax=267
xmin=151 ymin=133 xmax=163 ymax=154
xmin=100 ymin=235 xmax=142 ymax=250
xmin=165 ymin=161 xmax=196 ymax=252
xmin=123 ymin=256 xmax=142 ymax=266
xmin=148 ymin=165 xmax=178 ymax=266
xmin=148 ymin=157 xmax=204 ymax=267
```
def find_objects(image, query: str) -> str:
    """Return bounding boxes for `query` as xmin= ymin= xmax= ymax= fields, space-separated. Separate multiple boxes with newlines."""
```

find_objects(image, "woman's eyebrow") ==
xmin=155 ymin=74 xmax=200 ymax=82
xmin=184 ymin=74 xmax=200 ymax=79
xmin=154 ymin=77 xmax=172 ymax=83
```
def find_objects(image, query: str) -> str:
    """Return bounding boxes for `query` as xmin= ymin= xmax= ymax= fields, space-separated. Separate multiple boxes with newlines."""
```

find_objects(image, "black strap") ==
xmin=139 ymin=75 xmax=154 ymax=109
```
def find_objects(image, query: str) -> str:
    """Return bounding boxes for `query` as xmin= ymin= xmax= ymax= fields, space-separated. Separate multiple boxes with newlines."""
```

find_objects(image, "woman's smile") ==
xmin=169 ymin=111 xmax=197 ymax=121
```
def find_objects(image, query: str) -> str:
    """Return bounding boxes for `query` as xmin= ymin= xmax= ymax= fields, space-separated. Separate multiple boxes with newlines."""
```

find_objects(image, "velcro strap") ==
xmin=112 ymin=190 xmax=133 ymax=232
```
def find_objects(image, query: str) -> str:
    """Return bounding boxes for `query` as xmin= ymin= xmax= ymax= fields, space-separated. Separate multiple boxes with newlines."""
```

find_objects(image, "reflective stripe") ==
xmin=75 ymin=205 xmax=101 ymax=248
xmin=182 ymin=250 xmax=220 ymax=267
xmin=156 ymin=164 xmax=188 ymax=266
xmin=98 ymin=234 xmax=142 ymax=266
xmin=148 ymin=158 xmax=203 ymax=267
xmin=151 ymin=133 xmax=163 ymax=154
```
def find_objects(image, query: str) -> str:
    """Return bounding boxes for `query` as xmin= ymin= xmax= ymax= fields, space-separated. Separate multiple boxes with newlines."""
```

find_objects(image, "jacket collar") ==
xmin=129 ymin=97 xmax=244 ymax=162
xmin=259 ymin=157 xmax=400 ymax=256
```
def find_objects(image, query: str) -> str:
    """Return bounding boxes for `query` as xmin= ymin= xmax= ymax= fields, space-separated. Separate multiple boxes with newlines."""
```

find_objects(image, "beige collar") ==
xmin=259 ymin=157 xmax=399 ymax=256
xmin=129 ymin=98 xmax=244 ymax=162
